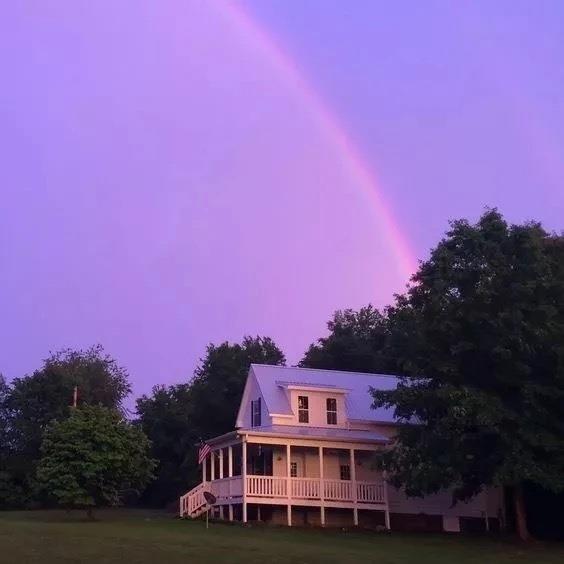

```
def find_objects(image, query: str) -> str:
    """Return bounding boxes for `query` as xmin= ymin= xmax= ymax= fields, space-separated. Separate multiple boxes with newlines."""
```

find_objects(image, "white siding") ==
xmin=237 ymin=370 xmax=271 ymax=428
xmin=388 ymin=486 xmax=503 ymax=518
xmin=286 ymin=389 xmax=348 ymax=428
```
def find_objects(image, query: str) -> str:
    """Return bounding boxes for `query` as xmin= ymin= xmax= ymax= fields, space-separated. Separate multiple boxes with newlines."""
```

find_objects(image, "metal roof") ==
xmin=251 ymin=364 xmax=399 ymax=423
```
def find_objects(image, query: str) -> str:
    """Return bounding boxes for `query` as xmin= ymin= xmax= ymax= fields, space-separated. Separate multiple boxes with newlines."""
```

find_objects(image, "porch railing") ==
xmin=210 ymin=476 xmax=244 ymax=499
xmin=246 ymin=475 xmax=287 ymax=497
xmin=243 ymin=475 xmax=386 ymax=504
xmin=181 ymin=476 xmax=386 ymax=517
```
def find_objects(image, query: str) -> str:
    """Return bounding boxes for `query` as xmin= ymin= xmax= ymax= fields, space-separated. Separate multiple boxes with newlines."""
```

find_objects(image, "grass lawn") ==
xmin=0 ymin=509 xmax=562 ymax=564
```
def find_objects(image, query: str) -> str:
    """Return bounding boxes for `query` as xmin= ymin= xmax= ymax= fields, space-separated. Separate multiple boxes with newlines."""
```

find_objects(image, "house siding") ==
xmin=388 ymin=485 xmax=503 ymax=519
xmin=237 ymin=369 xmax=271 ymax=429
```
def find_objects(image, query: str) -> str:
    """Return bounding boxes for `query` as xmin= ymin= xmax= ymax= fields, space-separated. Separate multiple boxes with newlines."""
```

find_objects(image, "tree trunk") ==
xmin=514 ymin=484 xmax=531 ymax=541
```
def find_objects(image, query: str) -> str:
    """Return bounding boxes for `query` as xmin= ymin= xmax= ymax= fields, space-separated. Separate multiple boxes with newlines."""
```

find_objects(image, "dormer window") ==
xmin=298 ymin=396 xmax=309 ymax=423
xmin=251 ymin=398 xmax=261 ymax=427
xmin=326 ymin=398 xmax=337 ymax=425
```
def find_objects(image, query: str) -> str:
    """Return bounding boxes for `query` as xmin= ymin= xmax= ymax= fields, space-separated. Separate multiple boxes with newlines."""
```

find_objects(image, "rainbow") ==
xmin=213 ymin=2 xmax=418 ymax=282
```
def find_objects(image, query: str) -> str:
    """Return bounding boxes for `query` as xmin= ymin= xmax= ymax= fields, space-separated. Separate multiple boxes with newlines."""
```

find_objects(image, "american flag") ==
xmin=198 ymin=441 xmax=211 ymax=465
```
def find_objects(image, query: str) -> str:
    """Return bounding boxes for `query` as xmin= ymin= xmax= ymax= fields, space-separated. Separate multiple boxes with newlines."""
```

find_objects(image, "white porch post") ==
xmin=228 ymin=446 xmax=233 ymax=477
xmin=228 ymin=504 xmax=234 ymax=521
xmin=219 ymin=448 xmax=224 ymax=479
xmin=384 ymin=479 xmax=391 ymax=530
xmin=211 ymin=450 xmax=215 ymax=481
xmin=286 ymin=443 xmax=292 ymax=526
xmin=319 ymin=446 xmax=325 ymax=526
xmin=242 ymin=439 xmax=248 ymax=523
xmin=202 ymin=457 xmax=207 ymax=483
xmin=350 ymin=448 xmax=358 ymax=526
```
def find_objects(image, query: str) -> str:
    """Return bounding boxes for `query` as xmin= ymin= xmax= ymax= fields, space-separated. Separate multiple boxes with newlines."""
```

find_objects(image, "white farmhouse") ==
xmin=180 ymin=364 xmax=503 ymax=531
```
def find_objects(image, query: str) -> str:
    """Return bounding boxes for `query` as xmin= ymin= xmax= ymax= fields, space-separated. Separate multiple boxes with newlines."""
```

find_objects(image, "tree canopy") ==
xmin=300 ymin=305 xmax=397 ymax=374
xmin=6 ymin=345 xmax=131 ymax=458
xmin=135 ymin=384 xmax=195 ymax=507
xmin=372 ymin=210 xmax=564 ymax=540
xmin=189 ymin=336 xmax=285 ymax=438
xmin=0 ymin=346 xmax=132 ymax=508
xmin=137 ymin=336 xmax=285 ymax=505
xmin=36 ymin=405 xmax=154 ymax=514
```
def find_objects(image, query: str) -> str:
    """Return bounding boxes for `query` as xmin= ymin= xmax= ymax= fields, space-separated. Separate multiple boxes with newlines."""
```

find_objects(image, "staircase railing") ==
xmin=179 ymin=481 xmax=208 ymax=517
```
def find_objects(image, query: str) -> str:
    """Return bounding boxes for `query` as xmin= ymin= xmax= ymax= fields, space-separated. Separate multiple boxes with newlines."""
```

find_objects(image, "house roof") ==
xmin=250 ymin=364 xmax=400 ymax=423
xmin=239 ymin=424 xmax=389 ymax=444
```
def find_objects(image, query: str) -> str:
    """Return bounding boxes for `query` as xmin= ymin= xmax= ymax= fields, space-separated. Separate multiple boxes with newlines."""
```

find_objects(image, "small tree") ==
xmin=36 ymin=406 xmax=155 ymax=516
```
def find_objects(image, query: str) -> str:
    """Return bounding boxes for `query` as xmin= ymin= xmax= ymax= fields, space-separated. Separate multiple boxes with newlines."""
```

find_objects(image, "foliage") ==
xmin=300 ymin=306 xmax=397 ymax=373
xmin=135 ymin=384 xmax=195 ymax=507
xmin=189 ymin=336 xmax=285 ymax=438
xmin=36 ymin=406 xmax=155 ymax=511
xmin=0 ymin=346 xmax=132 ymax=508
xmin=6 ymin=345 xmax=131 ymax=458
xmin=137 ymin=336 xmax=285 ymax=505
xmin=372 ymin=210 xmax=564 ymax=539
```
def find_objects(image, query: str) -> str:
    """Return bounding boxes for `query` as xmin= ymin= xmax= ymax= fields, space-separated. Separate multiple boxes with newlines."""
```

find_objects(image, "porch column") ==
xmin=228 ymin=446 xmax=233 ymax=477
xmin=202 ymin=457 xmax=207 ymax=483
xmin=211 ymin=450 xmax=215 ymax=481
xmin=350 ymin=448 xmax=358 ymax=526
xmin=242 ymin=439 xmax=248 ymax=523
xmin=319 ymin=446 xmax=325 ymax=526
xmin=219 ymin=448 xmax=224 ymax=479
xmin=228 ymin=504 xmax=234 ymax=521
xmin=384 ymin=479 xmax=391 ymax=530
xmin=286 ymin=443 xmax=292 ymax=526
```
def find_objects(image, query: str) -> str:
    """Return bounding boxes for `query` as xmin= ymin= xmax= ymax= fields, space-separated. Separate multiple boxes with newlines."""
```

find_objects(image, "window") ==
xmin=290 ymin=462 xmax=298 ymax=477
xmin=340 ymin=464 xmax=351 ymax=481
xmin=251 ymin=398 xmax=261 ymax=427
xmin=326 ymin=398 xmax=337 ymax=425
xmin=298 ymin=395 xmax=309 ymax=423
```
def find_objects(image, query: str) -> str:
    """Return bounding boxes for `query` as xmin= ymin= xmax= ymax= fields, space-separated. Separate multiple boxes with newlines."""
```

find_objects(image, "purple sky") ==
xmin=1 ymin=1 xmax=563 ymax=400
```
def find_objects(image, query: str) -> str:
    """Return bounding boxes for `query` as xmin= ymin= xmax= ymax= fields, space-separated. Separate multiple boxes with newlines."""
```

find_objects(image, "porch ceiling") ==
xmin=240 ymin=425 xmax=389 ymax=445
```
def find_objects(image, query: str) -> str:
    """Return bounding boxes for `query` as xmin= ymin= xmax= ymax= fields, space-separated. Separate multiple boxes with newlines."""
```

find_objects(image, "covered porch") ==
xmin=181 ymin=429 xmax=390 ymax=527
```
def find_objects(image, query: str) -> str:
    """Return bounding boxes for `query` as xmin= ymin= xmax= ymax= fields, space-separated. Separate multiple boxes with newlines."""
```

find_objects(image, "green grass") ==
xmin=0 ymin=510 xmax=562 ymax=564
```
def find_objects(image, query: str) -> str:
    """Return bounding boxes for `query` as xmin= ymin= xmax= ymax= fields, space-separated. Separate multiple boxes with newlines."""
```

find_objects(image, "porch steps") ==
xmin=179 ymin=481 xmax=208 ymax=518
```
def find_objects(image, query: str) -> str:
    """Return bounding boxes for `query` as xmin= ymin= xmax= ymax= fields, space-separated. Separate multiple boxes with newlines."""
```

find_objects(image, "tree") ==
xmin=2 ymin=346 xmax=132 ymax=507
xmin=36 ymin=406 xmax=155 ymax=516
xmin=372 ymin=210 xmax=564 ymax=541
xmin=135 ymin=384 xmax=196 ymax=507
xmin=189 ymin=336 xmax=286 ymax=439
xmin=300 ymin=306 xmax=397 ymax=373
xmin=137 ymin=336 xmax=285 ymax=505
xmin=0 ymin=375 xmax=27 ymax=508
xmin=7 ymin=345 xmax=131 ymax=460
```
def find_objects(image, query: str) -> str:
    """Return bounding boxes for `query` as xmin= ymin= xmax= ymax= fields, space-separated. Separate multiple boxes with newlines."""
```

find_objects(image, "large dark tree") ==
xmin=136 ymin=384 xmax=195 ymax=507
xmin=300 ymin=306 xmax=397 ymax=373
xmin=7 ymin=346 xmax=130 ymax=457
xmin=0 ymin=375 xmax=26 ymax=508
xmin=372 ymin=210 xmax=564 ymax=541
xmin=189 ymin=336 xmax=285 ymax=438
xmin=1 ymin=346 xmax=131 ymax=507
xmin=137 ymin=336 xmax=285 ymax=506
